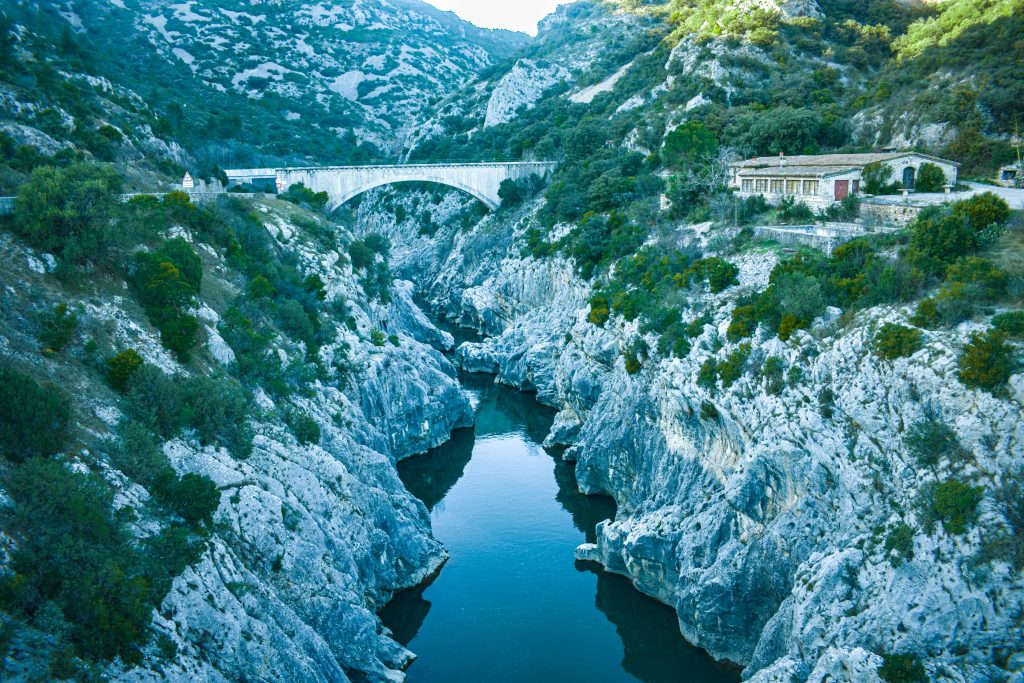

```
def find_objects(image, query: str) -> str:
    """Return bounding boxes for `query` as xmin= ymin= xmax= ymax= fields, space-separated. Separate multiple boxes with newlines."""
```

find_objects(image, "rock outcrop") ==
xmin=358 ymin=189 xmax=1024 ymax=682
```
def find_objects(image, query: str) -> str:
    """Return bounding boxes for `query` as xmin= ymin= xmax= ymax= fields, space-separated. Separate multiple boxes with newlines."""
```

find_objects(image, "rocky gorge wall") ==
xmin=0 ymin=198 xmax=473 ymax=683
xmin=351 ymin=188 xmax=1024 ymax=683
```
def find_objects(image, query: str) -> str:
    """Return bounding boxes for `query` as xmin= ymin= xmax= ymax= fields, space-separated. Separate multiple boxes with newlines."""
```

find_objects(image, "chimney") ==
xmin=779 ymin=151 xmax=786 ymax=169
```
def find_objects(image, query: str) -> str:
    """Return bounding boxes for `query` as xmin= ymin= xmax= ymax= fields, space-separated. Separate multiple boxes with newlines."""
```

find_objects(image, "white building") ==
xmin=729 ymin=151 xmax=959 ymax=210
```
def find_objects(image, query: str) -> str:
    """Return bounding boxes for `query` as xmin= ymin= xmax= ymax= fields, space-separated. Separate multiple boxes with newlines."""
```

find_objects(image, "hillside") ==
xmin=0 ymin=0 xmax=1023 ymax=681
xmin=0 ymin=0 xmax=526 ymax=189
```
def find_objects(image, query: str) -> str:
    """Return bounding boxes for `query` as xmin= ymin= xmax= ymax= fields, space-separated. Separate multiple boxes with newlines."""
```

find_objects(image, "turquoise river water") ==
xmin=380 ymin=373 xmax=739 ymax=682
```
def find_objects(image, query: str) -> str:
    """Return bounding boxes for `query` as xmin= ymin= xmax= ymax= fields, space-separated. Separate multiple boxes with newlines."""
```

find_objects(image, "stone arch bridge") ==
xmin=224 ymin=161 xmax=557 ymax=211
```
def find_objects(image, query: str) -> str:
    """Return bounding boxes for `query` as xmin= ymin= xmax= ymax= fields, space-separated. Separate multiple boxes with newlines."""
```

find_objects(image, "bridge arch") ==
xmin=328 ymin=174 xmax=499 ymax=212
xmin=226 ymin=162 xmax=557 ymax=214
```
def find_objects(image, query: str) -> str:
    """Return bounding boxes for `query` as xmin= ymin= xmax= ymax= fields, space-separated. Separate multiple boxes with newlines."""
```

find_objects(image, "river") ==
xmin=380 ymin=373 xmax=739 ymax=682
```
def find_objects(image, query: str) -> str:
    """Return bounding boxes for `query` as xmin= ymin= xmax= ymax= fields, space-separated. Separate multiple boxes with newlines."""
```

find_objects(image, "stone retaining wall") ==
xmin=752 ymin=221 xmax=898 ymax=253
xmin=859 ymin=198 xmax=926 ymax=226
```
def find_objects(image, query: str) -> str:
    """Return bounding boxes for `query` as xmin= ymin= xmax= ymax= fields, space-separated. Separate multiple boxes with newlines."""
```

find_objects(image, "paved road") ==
xmin=908 ymin=182 xmax=1024 ymax=209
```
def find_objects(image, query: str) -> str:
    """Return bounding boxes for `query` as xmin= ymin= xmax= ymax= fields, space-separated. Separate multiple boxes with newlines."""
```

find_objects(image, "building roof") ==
xmin=732 ymin=151 xmax=959 ymax=170
xmin=740 ymin=165 xmax=860 ymax=178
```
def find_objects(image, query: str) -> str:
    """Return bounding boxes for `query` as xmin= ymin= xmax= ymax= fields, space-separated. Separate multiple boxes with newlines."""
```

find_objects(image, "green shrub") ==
xmin=930 ymin=479 xmax=983 ymax=534
xmin=907 ymin=210 xmax=976 ymax=274
xmin=157 ymin=312 xmax=200 ymax=360
xmin=287 ymin=411 xmax=321 ymax=446
xmin=718 ymin=344 xmax=751 ymax=388
xmin=818 ymin=387 xmax=835 ymax=418
xmin=728 ymin=304 xmax=758 ymax=342
xmin=1 ymin=458 xmax=152 ymax=662
xmin=952 ymin=191 xmax=1010 ymax=232
xmin=884 ymin=524 xmax=916 ymax=566
xmin=126 ymin=366 xmax=252 ymax=457
xmin=878 ymin=652 xmax=926 ymax=683
xmin=762 ymin=356 xmax=785 ymax=395
xmin=110 ymin=420 xmax=174 ymax=488
xmin=692 ymin=257 xmax=740 ymax=293
xmin=155 ymin=238 xmax=202 ymax=294
xmin=624 ymin=353 xmax=642 ymax=374
xmin=945 ymin=257 xmax=1009 ymax=302
xmin=776 ymin=197 xmax=815 ymax=225
xmin=280 ymin=182 xmax=328 ymax=211
xmin=164 ymin=473 xmax=221 ymax=526
xmin=370 ymin=328 xmax=386 ymax=346
xmin=183 ymin=376 xmax=251 ymax=451
xmin=873 ymin=323 xmax=923 ymax=360
xmin=0 ymin=365 xmax=71 ymax=462
xmin=129 ymin=247 xmax=201 ymax=359
xmin=700 ymin=400 xmax=719 ymax=420
xmin=38 ymin=303 xmax=79 ymax=353
xmin=910 ymin=297 xmax=939 ymax=328
xmin=588 ymin=295 xmax=611 ymax=325
xmin=992 ymin=311 xmax=1024 ymax=337
xmin=915 ymin=162 xmax=946 ymax=192
xmin=107 ymin=350 xmax=145 ymax=392
xmin=247 ymin=275 xmax=275 ymax=299
xmin=958 ymin=329 xmax=1017 ymax=393
xmin=905 ymin=420 xmax=968 ymax=467
xmin=348 ymin=240 xmax=374 ymax=270
xmin=697 ymin=358 xmax=719 ymax=390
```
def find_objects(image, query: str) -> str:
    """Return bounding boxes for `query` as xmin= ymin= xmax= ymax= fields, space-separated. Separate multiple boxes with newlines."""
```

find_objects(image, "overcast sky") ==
xmin=424 ymin=0 xmax=564 ymax=35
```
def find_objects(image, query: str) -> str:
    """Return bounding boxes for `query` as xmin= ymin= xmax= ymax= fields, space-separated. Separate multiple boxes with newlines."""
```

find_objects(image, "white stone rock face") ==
xmin=484 ymin=59 xmax=570 ymax=128
xmin=368 ymin=195 xmax=1024 ymax=681
xmin=0 ymin=204 xmax=476 ymax=681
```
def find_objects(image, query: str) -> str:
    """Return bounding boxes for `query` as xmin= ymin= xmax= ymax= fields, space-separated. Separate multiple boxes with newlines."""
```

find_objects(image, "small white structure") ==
xmin=996 ymin=162 xmax=1023 ymax=188
xmin=729 ymin=151 xmax=959 ymax=210
xmin=181 ymin=172 xmax=195 ymax=190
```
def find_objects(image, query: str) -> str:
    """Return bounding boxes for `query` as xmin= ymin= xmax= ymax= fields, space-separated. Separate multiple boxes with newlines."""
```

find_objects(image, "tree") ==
xmin=3 ymin=458 xmax=154 ymax=661
xmin=731 ymin=107 xmax=822 ymax=156
xmin=862 ymin=161 xmax=899 ymax=195
xmin=663 ymin=121 xmax=718 ymax=170
xmin=14 ymin=163 xmax=123 ymax=262
xmin=952 ymin=191 xmax=1010 ymax=231
xmin=498 ymin=178 xmax=524 ymax=207
xmin=107 ymin=349 xmax=145 ymax=392
xmin=0 ymin=365 xmax=71 ymax=462
xmin=915 ymin=162 xmax=946 ymax=192
xmin=166 ymin=473 xmax=221 ymax=526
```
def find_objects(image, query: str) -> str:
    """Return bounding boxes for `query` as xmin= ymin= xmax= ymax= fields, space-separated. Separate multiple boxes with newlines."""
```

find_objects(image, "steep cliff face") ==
xmin=346 ymin=184 xmax=1024 ymax=681
xmin=0 ymin=197 xmax=472 ymax=682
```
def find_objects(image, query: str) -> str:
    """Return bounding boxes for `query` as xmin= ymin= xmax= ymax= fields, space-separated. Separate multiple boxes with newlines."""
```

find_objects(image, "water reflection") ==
xmin=587 ymin=567 xmax=742 ymax=682
xmin=553 ymin=454 xmax=616 ymax=544
xmin=378 ymin=581 xmax=430 ymax=648
xmin=398 ymin=426 xmax=474 ymax=512
xmin=383 ymin=376 xmax=738 ymax=683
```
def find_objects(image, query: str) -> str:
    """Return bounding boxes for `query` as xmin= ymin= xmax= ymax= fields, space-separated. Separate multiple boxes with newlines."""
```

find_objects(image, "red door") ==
xmin=834 ymin=179 xmax=849 ymax=201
